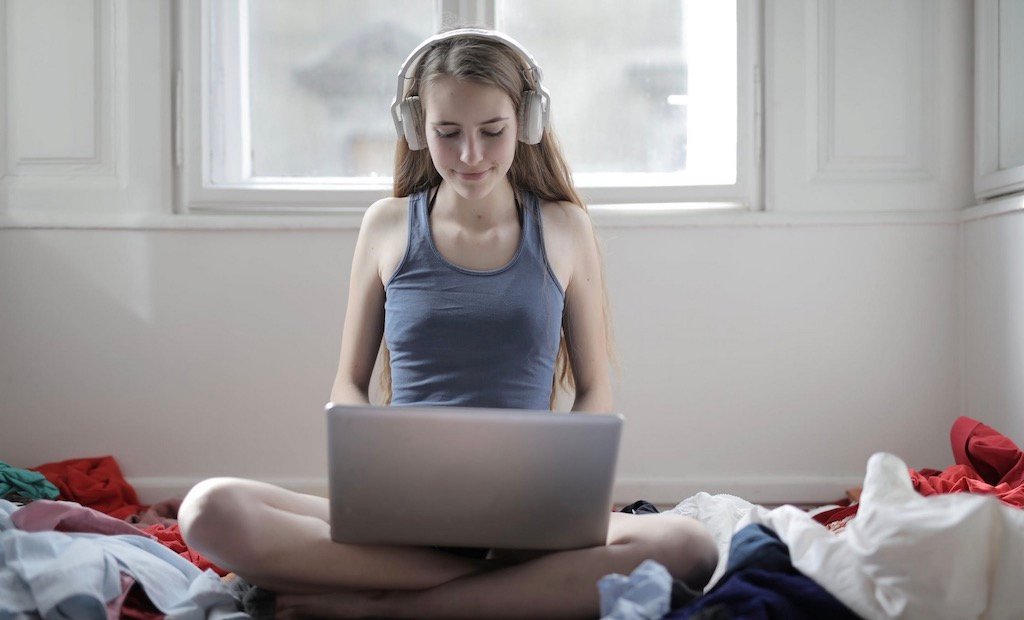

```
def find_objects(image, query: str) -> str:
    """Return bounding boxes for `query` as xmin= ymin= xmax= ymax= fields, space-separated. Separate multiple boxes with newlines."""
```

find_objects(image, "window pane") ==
xmin=498 ymin=0 xmax=736 ymax=185
xmin=247 ymin=0 xmax=435 ymax=178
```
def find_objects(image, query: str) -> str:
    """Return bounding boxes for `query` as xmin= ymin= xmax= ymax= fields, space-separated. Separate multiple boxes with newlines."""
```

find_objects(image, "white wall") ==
xmin=1 ymin=1 xmax=979 ymax=505
xmin=964 ymin=199 xmax=1024 ymax=445
xmin=603 ymin=218 xmax=962 ymax=501
xmin=0 ymin=218 xmax=963 ymax=504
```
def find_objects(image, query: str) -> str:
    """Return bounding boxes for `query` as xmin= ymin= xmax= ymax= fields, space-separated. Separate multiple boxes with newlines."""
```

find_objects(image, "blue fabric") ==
xmin=668 ymin=524 xmax=861 ymax=620
xmin=384 ymin=189 xmax=564 ymax=410
xmin=716 ymin=523 xmax=793 ymax=581
xmin=599 ymin=558 xmax=674 ymax=620
xmin=0 ymin=499 xmax=246 ymax=620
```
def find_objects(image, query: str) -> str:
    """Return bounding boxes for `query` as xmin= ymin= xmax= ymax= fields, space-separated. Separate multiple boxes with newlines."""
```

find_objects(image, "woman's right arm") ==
xmin=330 ymin=199 xmax=401 ymax=405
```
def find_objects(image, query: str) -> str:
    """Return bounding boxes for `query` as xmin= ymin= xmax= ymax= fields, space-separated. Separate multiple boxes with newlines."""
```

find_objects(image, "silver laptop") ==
xmin=326 ymin=403 xmax=623 ymax=550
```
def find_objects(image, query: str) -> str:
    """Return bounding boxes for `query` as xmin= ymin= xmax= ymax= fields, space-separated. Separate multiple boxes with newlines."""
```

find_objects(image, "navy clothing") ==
xmin=384 ymin=189 xmax=565 ymax=410
xmin=619 ymin=500 xmax=662 ymax=515
xmin=669 ymin=524 xmax=861 ymax=620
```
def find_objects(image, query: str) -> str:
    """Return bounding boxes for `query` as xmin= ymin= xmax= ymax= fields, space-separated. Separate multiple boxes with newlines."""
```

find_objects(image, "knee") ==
xmin=643 ymin=516 xmax=719 ymax=591
xmin=178 ymin=477 xmax=251 ymax=555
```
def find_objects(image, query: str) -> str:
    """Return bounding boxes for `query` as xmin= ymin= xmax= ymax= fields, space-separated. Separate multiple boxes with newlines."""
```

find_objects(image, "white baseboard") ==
xmin=613 ymin=475 xmax=864 ymax=507
xmin=127 ymin=477 xmax=328 ymax=505
xmin=129 ymin=474 xmax=865 ymax=508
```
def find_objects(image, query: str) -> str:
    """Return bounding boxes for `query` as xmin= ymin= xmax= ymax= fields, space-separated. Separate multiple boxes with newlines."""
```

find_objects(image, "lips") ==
xmin=456 ymin=169 xmax=490 ymax=181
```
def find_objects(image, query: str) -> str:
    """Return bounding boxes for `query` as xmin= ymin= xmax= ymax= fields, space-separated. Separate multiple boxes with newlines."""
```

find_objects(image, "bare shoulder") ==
xmin=361 ymin=196 xmax=409 ymax=236
xmin=538 ymin=200 xmax=596 ymax=289
xmin=539 ymin=199 xmax=596 ymax=248
xmin=358 ymin=196 xmax=410 ymax=283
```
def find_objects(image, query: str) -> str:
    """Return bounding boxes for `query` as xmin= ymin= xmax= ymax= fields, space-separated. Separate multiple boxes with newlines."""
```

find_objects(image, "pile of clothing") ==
xmin=600 ymin=416 xmax=1024 ymax=620
xmin=6 ymin=416 xmax=1024 ymax=619
xmin=0 ymin=456 xmax=245 ymax=619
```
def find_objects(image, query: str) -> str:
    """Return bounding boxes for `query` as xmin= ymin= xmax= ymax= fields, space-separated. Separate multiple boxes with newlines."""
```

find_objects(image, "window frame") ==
xmin=173 ymin=0 xmax=763 ymax=219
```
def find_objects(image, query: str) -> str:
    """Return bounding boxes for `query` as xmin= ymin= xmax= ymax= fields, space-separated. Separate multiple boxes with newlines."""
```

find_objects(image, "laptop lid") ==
xmin=326 ymin=403 xmax=623 ymax=550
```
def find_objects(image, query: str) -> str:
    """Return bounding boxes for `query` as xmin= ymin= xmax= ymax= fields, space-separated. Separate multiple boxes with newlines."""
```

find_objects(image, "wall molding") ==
xmin=3 ymin=0 xmax=143 ymax=213
xmin=810 ymin=0 xmax=936 ymax=183
xmin=767 ymin=0 xmax=972 ymax=212
xmin=9 ymin=0 xmax=122 ymax=176
xmin=974 ymin=0 xmax=1024 ymax=199
xmin=615 ymin=474 xmax=865 ymax=506
xmin=962 ymin=194 xmax=1024 ymax=223
xmin=14 ymin=0 xmax=104 ymax=168
xmin=0 ymin=0 xmax=7 ymax=193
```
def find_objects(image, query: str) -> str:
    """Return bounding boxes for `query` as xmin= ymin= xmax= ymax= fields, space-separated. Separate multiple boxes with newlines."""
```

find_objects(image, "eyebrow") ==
xmin=432 ymin=116 xmax=509 ymax=127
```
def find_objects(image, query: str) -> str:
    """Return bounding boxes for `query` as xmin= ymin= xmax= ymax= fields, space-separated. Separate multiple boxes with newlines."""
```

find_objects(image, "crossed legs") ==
xmin=179 ymin=477 xmax=718 ymax=618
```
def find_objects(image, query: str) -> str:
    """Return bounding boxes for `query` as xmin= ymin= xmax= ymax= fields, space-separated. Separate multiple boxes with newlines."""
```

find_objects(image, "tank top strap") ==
xmin=517 ymin=190 xmax=540 ymax=254
xmin=397 ymin=189 xmax=432 ymax=265
xmin=409 ymin=187 xmax=538 ymax=264
xmin=401 ymin=188 xmax=554 ymax=286
xmin=410 ymin=189 xmax=431 ymax=245
xmin=519 ymin=191 xmax=563 ymax=295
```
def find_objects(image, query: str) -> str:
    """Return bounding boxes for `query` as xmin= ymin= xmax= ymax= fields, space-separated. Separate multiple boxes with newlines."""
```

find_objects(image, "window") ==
xmin=176 ymin=0 xmax=761 ymax=215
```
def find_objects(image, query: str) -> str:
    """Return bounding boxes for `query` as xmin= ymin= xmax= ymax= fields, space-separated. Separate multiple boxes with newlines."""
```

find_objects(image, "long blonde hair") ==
xmin=381 ymin=31 xmax=610 ymax=409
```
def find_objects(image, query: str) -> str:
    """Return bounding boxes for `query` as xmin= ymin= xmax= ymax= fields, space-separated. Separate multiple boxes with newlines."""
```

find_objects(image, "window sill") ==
xmin=0 ymin=203 xmax=966 ymax=231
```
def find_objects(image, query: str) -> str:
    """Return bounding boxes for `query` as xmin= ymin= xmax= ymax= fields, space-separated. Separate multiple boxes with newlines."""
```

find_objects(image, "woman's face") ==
xmin=422 ymin=77 xmax=518 ymax=202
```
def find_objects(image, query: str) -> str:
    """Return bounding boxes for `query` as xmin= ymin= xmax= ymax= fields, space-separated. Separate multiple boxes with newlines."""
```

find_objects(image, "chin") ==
xmin=448 ymin=178 xmax=496 ymax=201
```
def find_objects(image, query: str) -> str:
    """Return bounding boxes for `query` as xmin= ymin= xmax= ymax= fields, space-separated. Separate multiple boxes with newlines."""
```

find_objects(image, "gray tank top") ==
xmin=384 ymin=188 xmax=565 ymax=410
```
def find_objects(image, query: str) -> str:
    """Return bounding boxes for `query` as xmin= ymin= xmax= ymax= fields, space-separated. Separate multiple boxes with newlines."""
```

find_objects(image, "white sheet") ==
xmin=672 ymin=453 xmax=1024 ymax=619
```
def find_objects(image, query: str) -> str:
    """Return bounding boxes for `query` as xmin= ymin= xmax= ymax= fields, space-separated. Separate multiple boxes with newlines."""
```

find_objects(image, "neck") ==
xmin=433 ymin=180 xmax=518 ymax=230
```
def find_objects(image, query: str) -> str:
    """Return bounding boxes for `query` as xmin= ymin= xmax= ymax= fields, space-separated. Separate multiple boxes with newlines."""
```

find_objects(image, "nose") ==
xmin=460 ymin=134 xmax=483 ymax=166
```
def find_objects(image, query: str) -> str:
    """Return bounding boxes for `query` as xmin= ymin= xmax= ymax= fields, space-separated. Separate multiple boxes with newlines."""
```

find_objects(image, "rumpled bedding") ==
xmin=667 ymin=523 xmax=860 ymax=619
xmin=32 ymin=456 xmax=147 ymax=521
xmin=0 ymin=499 xmax=246 ymax=619
xmin=9 ymin=415 xmax=1024 ymax=619
xmin=0 ymin=457 xmax=237 ymax=619
xmin=606 ymin=416 xmax=1024 ymax=619
xmin=745 ymin=452 xmax=1024 ymax=619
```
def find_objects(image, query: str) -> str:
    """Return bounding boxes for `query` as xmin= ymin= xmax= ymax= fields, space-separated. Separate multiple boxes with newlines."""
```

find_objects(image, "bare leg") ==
xmin=278 ymin=512 xmax=719 ymax=619
xmin=178 ymin=477 xmax=491 ymax=593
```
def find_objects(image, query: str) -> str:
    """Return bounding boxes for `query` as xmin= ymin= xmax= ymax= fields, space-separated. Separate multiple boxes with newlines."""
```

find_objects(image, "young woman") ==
xmin=179 ymin=28 xmax=717 ymax=618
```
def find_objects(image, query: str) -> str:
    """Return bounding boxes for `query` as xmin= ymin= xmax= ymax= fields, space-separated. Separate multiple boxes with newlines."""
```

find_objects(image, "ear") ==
xmin=519 ymin=90 xmax=543 ymax=145
xmin=400 ymin=96 xmax=427 ymax=150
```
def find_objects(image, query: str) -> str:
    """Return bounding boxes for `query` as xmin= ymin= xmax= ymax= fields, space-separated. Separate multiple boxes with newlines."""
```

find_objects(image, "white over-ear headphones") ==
xmin=390 ymin=28 xmax=551 ymax=151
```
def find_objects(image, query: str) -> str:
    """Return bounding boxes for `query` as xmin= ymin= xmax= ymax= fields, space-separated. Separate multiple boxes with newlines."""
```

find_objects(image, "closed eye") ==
xmin=434 ymin=128 xmax=506 ymax=139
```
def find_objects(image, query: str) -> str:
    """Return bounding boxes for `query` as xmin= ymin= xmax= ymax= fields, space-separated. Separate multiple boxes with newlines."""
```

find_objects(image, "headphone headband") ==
xmin=389 ymin=28 xmax=551 ymax=139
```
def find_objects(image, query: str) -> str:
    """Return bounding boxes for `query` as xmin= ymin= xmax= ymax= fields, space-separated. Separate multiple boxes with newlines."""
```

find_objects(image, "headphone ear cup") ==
xmin=518 ymin=90 xmax=544 ymax=145
xmin=400 ymin=96 xmax=427 ymax=150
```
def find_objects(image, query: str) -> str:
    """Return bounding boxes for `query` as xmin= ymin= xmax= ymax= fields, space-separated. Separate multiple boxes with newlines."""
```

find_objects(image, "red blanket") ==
xmin=31 ymin=455 xmax=227 ymax=575
xmin=910 ymin=416 xmax=1024 ymax=507
xmin=33 ymin=455 xmax=145 ymax=520
xmin=815 ymin=416 xmax=1024 ymax=531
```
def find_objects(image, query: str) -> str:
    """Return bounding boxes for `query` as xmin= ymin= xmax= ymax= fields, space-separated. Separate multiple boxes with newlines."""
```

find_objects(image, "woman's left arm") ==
xmin=562 ymin=207 xmax=614 ymax=413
